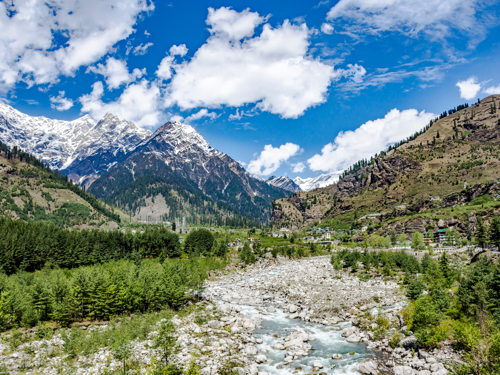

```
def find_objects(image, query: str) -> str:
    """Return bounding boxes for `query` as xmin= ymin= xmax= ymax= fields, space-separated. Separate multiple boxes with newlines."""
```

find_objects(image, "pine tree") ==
xmin=439 ymin=252 xmax=453 ymax=287
xmin=476 ymin=218 xmax=488 ymax=248
xmin=489 ymin=215 xmax=500 ymax=248
xmin=390 ymin=229 xmax=397 ymax=246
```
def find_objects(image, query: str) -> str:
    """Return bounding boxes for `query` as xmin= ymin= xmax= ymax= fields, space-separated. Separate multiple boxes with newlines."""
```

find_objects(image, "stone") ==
xmin=359 ymin=360 xmax=378 ymax=375
xmin=346 ymin=334 xmax=361 ymax=343
xmin=393 ymin=366 xmax=415 ymax=375
xmin=287 ymin=313 xmax=299 ymax=319
xmin=273 ymin=343 xmax=285 ymax=350
xmin=433 ymin=370 xmax=448 ymax=375
xmin=341 ymin=326 xmax=357 ymax=338
xmin=248 ymin=364 xmax=258 ymax=375
xmin=398 ymin=335 xmax=417 ymax=349
xmin=313 ymin=362 xmax=323 ymax=369
xmin=331 ymin=354 xmax=343 ymax=360
xmin=429 ymin=364 xmax=439 ymax=372
xmin=267 ymin=307 xmax=276 ymax=313
xmin=288 ymin=304 xmax=299 ymax=313
xmin=255 ymin=355 xmax=267 ymax=364
xmin=284 ymin=356 xmax=293 ymax=363
xmin=418 ymin=371 xmax=431 ymax=375
xmin=243 ymin=319 xmax=256 ymax=329
xmin=426 ymin=357 xmax=437 ymax=364
xmin=256 ymin=338 xmax=263 ymax=344
xmin=208 ymin=320 xmax=220 ymax=329
xmin=245 ymin=345 xmax=258 ymax=355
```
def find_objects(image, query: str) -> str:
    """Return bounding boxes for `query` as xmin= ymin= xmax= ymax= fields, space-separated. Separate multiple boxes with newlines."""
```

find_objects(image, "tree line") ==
xmin=0 ymin=257 xmax=225 ymax=330
xmin=0 ymin=217 xmax=181 ymax=275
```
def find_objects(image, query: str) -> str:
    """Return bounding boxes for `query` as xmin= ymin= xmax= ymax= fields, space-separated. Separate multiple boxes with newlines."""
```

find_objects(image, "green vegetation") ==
xmin=0 ymin=257 xmax=225 ymax=330
xmin=0 ymin=217 xmax=181 ymax=274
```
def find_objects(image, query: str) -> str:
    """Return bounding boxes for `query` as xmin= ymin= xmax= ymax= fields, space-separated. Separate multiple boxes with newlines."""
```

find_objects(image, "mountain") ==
xmin=0 ymin=103 xmax=151 ymax=185
xmin=272 ymin=95 xmax=500 ymax=234
xmin=293 ymin=172 xmax=340 ymax=192
xmin=266 ymin=175 xmax=302 ymax=192
xmin=88 ymin=121 xmax=288 ymax=223
xmin=0 ymin=140 xmax=125 ymax=229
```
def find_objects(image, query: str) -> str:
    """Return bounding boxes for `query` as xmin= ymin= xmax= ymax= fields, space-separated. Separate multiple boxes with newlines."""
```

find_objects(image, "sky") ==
xmin=1 ymin=0 xmax=500 ymax=180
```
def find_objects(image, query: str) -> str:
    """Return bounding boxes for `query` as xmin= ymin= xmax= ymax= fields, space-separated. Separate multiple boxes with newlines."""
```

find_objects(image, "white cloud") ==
xmin=133 ymin=42 xmax=154 ymax=56
xmin=326 ymin=0 xmax=489 ymax=42
xmin=144 ymin=30 xmax=151 ymax=36
xmin=87 ymin=58 xmax=145 ymax=90
xmin=456 ymin=76 xmax=481 ymax=100
xmin=0 ymin=0 xmax=153 ymax=88
xmin=50 ymin=91 xmax=73 ymax=111
xmin=308 ymin=108 xmax=435 ymax=172
xmin=292 ymin=162 xmax=306 ymax=173
xmin=237 ymin=160 xmax=246 ymax=167
xmin=184 ymin=109 xmax=219 ymax=123
xmin=79 ymin=80 xmax=164 ymax=127
xmin=164 ymin=7 xmax=346 ymax=119
xmin=484 ymin=84 xmax=500 ymax=95
xmin=321 ymin=23 xmax=334 ymax=34
xmin=248 ymin=143 xmax=302 ymax=176
xmin=170 ymin=44 xmax=188 ymax=57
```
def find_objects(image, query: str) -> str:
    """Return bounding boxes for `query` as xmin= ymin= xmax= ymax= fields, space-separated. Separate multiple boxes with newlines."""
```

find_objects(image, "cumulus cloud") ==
xmin=248 ymin=143 xmax=302 ymax=176
xmin=308 ymin=108 xmax=435 ymax=172
xmin=79 ymin=80 xmax=164 ymax=127
xmin=326 ymin=0 xmax=490 ymax=42
xmin=133 ymin=42 xmax=154 ymax=55
xmin=164 ymin=7 xmax=345 ymax=119
xmin=321 ymin=23 xmax=334 ymax=34
xmin=50 ymin=91 xmax=74 ymax=111
xmin=169 ymin=44 xmax=188 ymax=57
xmin=185 ymin=109 xmax=219 ymax=123
xmin=0 ymin=0 xmax=153 ymax=88
xmin=484 ymin=84 xmax=500 ymax=95
xmin=292 ymin=162 xmax=306 ymax=173
xmin=87 ymin=58 xmax=145 ymax=90
xmin=456 ymin=76 xmax=482 ymax=100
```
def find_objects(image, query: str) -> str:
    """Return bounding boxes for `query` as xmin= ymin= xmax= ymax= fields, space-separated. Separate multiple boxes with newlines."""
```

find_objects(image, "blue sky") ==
xmin=1 ymin=0 xmax=500 ymax=180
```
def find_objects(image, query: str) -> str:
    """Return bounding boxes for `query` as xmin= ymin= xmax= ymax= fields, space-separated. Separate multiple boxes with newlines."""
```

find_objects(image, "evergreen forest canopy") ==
xmin=0 ymin=140 xmax=120 ymax=223
xmin=0 ymin=217 xmax=181 ymax=275
xmin=0 ymin=257 xmax=225 ymax=329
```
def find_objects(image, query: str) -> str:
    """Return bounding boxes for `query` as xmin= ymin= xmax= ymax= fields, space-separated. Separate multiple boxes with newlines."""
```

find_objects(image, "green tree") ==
xmin=184 ymin=229 xmax=214 ymax=257
xmin=411 ymin=230 xmax=424 ymax=250
xmin=398 ymin=233 xmax=408 ymax=247
xmin=390 ymin=229 xmax=397 ymax=246
xmin=154 ymin=320 xmax=178 ymax=364
xmin=489 ymin=215 xmax=500 ymax=248
xmin=407 ymin=279 xmax=424 ymax=300
xmin=476 ymin=218 xmax=488 ymax=248
xmin=439 ymin=252 xmax=453 ymax=287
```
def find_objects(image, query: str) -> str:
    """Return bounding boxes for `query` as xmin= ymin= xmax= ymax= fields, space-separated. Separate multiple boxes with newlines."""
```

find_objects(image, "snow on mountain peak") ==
xmin=293 ymin=171 xmax=340 ymax=191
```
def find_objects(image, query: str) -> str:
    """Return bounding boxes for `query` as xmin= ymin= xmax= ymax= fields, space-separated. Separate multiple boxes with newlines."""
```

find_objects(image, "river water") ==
xmin=207 ymin=264 xmax=378 ymax=375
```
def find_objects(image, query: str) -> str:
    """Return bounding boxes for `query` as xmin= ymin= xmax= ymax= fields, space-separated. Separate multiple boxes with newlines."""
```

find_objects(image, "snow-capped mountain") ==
xmin=266 ymin=175 xmax=302 ymax=192
xmin=0 ymin=103 xmax=151 ymax=184
xmin=293 ymin=172 xmax=341 ymax=192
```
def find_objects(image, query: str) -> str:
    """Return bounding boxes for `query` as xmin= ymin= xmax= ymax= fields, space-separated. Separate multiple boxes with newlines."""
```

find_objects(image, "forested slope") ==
xmin=272 ymin=95 xmax=500 ymax=237
xmin=0 ymin=141 xmax=125 ymax=228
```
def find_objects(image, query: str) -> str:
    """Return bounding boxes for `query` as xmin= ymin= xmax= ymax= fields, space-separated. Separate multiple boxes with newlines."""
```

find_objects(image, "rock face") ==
xmin=89 ymin=121 xmax=287 ymax=223
xmin=0 ymin=103 xmax=151 ymax=185
xmin=266 ymin=175 xmax=302 ymax=192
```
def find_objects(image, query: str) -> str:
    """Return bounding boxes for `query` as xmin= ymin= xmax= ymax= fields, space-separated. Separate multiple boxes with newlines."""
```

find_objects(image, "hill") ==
xmin=0 ymin=142 xmax=125 ymax=229
xmin=272 ymin=94 xmax=500 ymax=238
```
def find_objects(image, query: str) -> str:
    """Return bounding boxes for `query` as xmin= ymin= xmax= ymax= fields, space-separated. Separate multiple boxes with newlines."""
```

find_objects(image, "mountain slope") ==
xmin=0 ymin=141 xmax=124 ymax=229
xmin=293 ymin=172 xmax=340 ymax=192
xmin=266 ymin=175 xmax=302 ymax=192
xmin=272 ymin=95 xmax=500 ymax=233
xmin=89 ymin=121 xmax=287 ymax=223
xmin=0 ymin=103 xmax=151 ymax=185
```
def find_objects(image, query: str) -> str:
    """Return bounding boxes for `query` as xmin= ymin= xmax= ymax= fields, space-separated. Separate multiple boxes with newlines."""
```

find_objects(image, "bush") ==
xmin=184 ymin=229 xmax=214 ymax=257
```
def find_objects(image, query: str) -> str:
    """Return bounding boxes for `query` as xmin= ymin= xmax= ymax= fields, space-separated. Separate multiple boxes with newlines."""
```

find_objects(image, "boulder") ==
xmin=255 ymin=355 xmax=267 ymax=364
xmin=434 ymin=370 xmax=448 ymax=375
xmin=359 ymin=360 xmax=378 ymax=375
xmin=248 ymin=364 xmax=258 ymax=375
xmin=332 ymin=354 xmax=343 ymax=360
xmin=272 ymin=343 xmax=285 ymax=350
xmin=288 ymin=304 xmax=298 ymax=313
xmin=398 ymin=335 xmax=418 ymax=349
xmin=346 ymin=334 xmax=361 ymax=343
xmin=245 ymin=345 xmax=258 ymax=355
xmin=393 ymin=366 xmax=415 ymax=375
xmin=313 ymin=361 xmax=324 ymax=369
xmin=208 ymin=320 xmax=220 ymax=329
xmin=341 ymin=326 xmax=357 ymax=338
xmin=417 ymin=371 xmax=431 ymax=375
xmin=243 ymin=319 xmax=256 ymax=329
xmin=287 ymin=313 xmax=299 ymax=319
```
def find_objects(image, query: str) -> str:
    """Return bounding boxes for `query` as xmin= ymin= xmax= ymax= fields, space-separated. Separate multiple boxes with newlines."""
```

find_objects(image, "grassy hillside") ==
xmin=272 ymin=94 xmax=500 ymax=237
xmin=0 ymin=145 xmax=127 ymax=229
